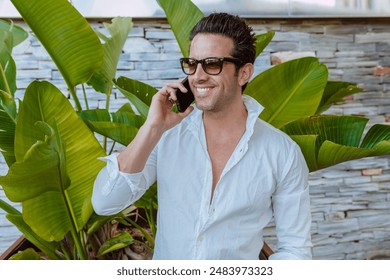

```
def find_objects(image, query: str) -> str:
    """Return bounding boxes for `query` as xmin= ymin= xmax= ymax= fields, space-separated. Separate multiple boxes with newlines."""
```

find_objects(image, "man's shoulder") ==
xmin=253 ymin=118 xmax=295 ymax=145
xmin=249 ymin=118 xmax=304 ymax=161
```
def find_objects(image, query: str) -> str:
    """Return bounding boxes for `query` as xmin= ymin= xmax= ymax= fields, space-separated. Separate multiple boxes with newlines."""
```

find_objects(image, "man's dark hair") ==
xmin=189 ymin=13 xmax=256 ymax=68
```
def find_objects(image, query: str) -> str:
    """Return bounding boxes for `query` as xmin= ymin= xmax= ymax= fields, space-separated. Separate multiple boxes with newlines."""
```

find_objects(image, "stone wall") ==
xmin=1 ymin=17 xmax=390 ymax=259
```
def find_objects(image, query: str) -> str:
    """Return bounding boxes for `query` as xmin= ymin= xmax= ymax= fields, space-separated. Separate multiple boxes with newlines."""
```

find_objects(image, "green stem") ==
xmin=103 ymin=135 xmax=107 ymax=152
xmin=102 ymin=85 xmax=113 ymax=151
xmin=54 ymin=129 xmax=87 ymax=259
xmin=0 ymin=63 xmax=12 ymax=95
xmin=82 ymin=84 xmax=89 ymax=110
xmin=61 ymin=188 xmax=87 ymax=259
xmin=132 ymin=239 xmax=152 ymax=252
xmin=69 ymin=86 xmax=82 ymax=111
xmin=105 ymin=85 xmax=112 ymax=110
xmin=126 ymin=218 xmax=154 ymax=248
xmin=146 ymin=205 xmax=156 ymax=239
xmin=68 ymin=222 xmax=87 ymax=259
xmin=108 ymin=141 xmax=116 ymax=155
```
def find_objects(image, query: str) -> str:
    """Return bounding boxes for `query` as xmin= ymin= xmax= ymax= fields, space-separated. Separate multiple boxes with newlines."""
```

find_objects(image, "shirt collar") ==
xmin=185 ymin=94 xmax=264 ymax=138
xmin=242 ymin=94 xmax=264 ymax=133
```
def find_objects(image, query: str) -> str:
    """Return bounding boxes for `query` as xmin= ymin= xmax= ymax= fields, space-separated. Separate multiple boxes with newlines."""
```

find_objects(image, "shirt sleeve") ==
xmin=91 ymin=150 xmax=157 ymax=216
xmin=269 ymin=143 xmax=312 ymax=260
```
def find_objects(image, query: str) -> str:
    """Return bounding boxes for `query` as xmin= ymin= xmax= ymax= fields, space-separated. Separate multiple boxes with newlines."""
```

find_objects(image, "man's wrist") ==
xmin=142 ymin=120 xmax=166 ymax=139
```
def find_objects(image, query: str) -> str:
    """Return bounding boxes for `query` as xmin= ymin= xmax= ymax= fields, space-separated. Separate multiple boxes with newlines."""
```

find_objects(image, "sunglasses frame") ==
xmin=180 ymin=56 xmax=243 ymax=75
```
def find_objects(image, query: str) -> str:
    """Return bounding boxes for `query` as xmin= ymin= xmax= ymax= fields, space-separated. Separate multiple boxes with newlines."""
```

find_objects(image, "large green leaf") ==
xmin=359 ymin=124 xmax=390 ymax=156
xmin=282 ymin=115 xmax=390 ymax=171
xmin=98 ymin=232 xmax=134 ymax=256
xmin=10 ymin=0 xmax=103 ymax=91
xmin=157 ymin=0 xmax=204 ymax=57
xmin=0 ymin=21 xmax=25 ymax=166
xmin=315 ymin=81 xmax=362 ymax=115
xmin=0 ymin=90 xmax=17 ymax=166
xmin=0 ymin=51 xmax=16 ymax=96
xmin=317 ymin=141 xmax=373 ymax=170
xmin=0 ymin=81 xmax=106 ymax=241
xmin=254 ymin=31 xmax=274 ymax=58
xmin=0 ymin=19 xmax=28 ymax=47
xmin=8 ymin=248 xmax=42 ymax=260
xmin=282 ymin=115 xmax=369 ymax=147
xmin=289 ymin=135 xmax=318 ymax=172
xmin=245 ymin=57 xmax=328 ymax=128
xmin=88 ymin=17 xmax=133 ymax=94
xmin=79 ymin=108 xmax=142 ymax=146
xmin=6 ymin=213 xmax=61 ymax=259
xmin=360 ymin=124 xmax=390 ymax=149
xmin=1 ymin=122 xmax=69 ymax=202
xmin=0 ymin=23 xmax=19 ymax=95
xmin=115 ymin=77 xmax=158 ymax=118
xmin=1 ymin=198 xmax=61 ymax=260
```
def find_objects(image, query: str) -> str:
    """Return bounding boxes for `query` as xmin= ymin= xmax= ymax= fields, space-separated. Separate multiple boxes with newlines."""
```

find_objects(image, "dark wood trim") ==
xmin=0 ymin=236 xmax=32 ymax=260
xmin=259 ymin=242 xmax=274 ymax=260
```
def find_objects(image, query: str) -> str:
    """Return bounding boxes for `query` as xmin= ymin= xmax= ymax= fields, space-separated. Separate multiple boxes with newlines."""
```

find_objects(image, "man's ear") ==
xmin=238 ymin=63 xmax=255 ymax=86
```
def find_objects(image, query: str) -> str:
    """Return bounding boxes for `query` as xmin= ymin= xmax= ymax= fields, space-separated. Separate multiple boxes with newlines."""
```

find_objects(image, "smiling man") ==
xmin=92 ymin=13 xmax=312 ymax=260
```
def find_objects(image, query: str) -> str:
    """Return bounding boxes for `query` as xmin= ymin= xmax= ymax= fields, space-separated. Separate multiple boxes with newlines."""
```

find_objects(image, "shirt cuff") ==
xmin=98 ymin=153 xmax=149 ymax=194
xmin=269 ymin=248 xmax=312 ymax=260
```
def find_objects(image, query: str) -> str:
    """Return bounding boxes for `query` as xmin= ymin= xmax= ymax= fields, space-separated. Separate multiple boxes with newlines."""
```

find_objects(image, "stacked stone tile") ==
xmin=1 ymin=18 xmax=390 ymax=259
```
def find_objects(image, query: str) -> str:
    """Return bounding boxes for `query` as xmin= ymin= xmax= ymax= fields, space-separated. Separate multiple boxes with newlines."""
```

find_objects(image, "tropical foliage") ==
xmin=1 ymin=0 xmax=390 ymax=260
xmin=0 ymin=0 xmax=154 ymax=260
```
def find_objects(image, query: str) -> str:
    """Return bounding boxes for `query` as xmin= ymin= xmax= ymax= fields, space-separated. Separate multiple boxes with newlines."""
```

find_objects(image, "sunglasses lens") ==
xmin=203 ymin=58 xmax=223 ymax=75
xmin=180 ymin=57 xmax=228 ymax=75
xmin=181 ymin=58 xmax=197 ymax=75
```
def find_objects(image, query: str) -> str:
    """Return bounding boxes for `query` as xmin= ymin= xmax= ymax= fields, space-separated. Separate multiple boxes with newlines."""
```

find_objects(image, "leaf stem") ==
xmin=82 ymin=84 xmax=89 ymax=110
xmin=69 ymin=86 xmax=82 ymax=111
xmin=0 ymin=63 xmax=12 ymax=95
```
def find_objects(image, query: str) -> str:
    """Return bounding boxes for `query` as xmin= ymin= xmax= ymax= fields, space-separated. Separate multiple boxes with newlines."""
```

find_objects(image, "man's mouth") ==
xmin=196 ymin=87 xmax=211 ymax=93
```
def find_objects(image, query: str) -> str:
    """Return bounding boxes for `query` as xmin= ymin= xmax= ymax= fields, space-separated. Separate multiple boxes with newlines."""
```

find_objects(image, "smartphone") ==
xmin=175 ymin=77 xmax=194 ymax=113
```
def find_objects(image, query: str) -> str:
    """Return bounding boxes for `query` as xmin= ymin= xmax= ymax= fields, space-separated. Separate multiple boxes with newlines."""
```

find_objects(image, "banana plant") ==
xmin=282 ymin=116 xmax=390 ymax=172
xmin=0 ymin=19 xmax=28 ymax=166
xmin=0 ymin=0 xmax=150 ymax=260
xmin=10 ymin=0 xmax=103 ymax=111
xmin=0 ymin=81 xmax=107 ymax=259
xmin=156 ymin=0 xmax=390 ymax=172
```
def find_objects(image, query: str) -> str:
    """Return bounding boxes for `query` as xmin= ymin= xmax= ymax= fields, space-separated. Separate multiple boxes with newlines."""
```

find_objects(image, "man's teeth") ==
xmin=197 ymin=88 xmax=210 ymax=92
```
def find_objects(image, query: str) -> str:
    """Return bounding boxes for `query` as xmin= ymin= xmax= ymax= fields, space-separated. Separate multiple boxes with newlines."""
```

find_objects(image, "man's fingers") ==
xmin=179 ymin=105 xmax=194 ymax=117
xmin=161 ymin=86 xmax=178 ymax=102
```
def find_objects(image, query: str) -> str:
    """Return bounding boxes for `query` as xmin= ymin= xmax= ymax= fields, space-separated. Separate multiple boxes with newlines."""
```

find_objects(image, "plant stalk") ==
xmin=68 ymin=86 xmax=82 ymax=111
xmin=0 ymin=63 xmax=12 ymax=95
xmin=126 ymin=218 xmax=154 ymax=249
xmin=82 ymin=84 xmax=89 ymax=110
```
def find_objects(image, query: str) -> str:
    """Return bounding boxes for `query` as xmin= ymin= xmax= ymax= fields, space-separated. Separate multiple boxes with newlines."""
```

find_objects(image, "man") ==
xmin=92 ymin=13 xmax=312 ymax=260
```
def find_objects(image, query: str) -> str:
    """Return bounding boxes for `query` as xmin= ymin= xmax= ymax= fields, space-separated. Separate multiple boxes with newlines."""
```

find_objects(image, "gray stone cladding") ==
xmin=1 ymin=18 xmax=390 ymax=259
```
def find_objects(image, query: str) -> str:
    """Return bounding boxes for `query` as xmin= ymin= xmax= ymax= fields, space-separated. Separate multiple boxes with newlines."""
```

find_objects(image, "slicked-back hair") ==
xmin=189 ymin=13 xmax=256 ymax=68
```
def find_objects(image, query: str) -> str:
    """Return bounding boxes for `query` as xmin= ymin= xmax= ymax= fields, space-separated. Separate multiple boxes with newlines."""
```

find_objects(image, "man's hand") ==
xmin=145 ymin=80 xmax=194 ymax=133
xmin=117 ymin=80 xmax=194 ymax=173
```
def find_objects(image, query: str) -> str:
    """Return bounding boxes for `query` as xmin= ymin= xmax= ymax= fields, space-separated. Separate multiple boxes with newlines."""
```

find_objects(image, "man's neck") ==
xmin=203 ymin=98 xmax=248 ymax=132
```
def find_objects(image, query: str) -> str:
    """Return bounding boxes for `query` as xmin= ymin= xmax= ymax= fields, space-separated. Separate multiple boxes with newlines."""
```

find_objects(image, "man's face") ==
xmin=188 ymin=33 xmax=243 ymax=113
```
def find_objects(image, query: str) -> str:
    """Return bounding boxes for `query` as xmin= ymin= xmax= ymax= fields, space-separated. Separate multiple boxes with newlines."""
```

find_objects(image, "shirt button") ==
xmin=198 ymin=236 xmax=204 ymax=241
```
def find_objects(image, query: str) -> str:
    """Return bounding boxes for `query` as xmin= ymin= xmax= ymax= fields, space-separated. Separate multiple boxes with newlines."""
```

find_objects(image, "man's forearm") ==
xmin=118 ymin=123 xmax=164 ymax=173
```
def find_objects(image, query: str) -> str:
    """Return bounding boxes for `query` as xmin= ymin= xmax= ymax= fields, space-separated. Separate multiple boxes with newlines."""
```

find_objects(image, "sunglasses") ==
xmin=180 ymin=56 xmax=243 ymax=75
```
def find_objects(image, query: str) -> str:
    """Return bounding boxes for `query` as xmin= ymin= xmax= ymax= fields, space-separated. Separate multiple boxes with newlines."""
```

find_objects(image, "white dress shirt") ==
xmin=92 ymin=95 xmax=312 ymax=260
